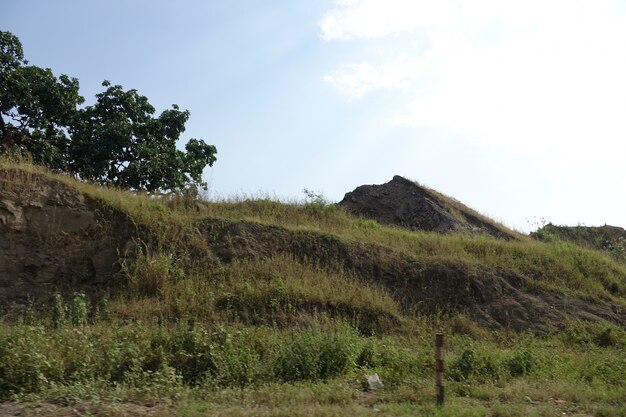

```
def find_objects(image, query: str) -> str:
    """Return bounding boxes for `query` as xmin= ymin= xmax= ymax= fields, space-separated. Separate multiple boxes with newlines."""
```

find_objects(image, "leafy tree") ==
xmin=0 ymin=31 xmax=217 ymax=191
xmin=70 ymin=81 xmax=217 ymax=191
xmin=0 ymin=31 xmax=84 ymax=169
xmin=0 ymin=31 xmax=25 ymax=73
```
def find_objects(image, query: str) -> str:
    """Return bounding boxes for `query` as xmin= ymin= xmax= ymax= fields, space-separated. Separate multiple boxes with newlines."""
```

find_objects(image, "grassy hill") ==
xmin=1 ymin=157 xmax=625 ymax=417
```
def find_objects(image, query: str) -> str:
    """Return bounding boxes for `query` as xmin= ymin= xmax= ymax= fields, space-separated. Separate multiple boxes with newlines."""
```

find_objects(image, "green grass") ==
xmin=2 ymin=316 xmax=625 ymax=415
xmin=2 ymin=157 xmax=626 ymax=416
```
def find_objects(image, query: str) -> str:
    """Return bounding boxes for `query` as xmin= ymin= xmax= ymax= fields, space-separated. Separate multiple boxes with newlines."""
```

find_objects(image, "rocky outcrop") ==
xmin=339 ymin=175 xmax=517 ymax=240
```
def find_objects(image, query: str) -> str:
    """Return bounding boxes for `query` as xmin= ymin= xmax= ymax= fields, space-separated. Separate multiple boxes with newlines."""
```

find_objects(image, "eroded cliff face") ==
xmin=0 ymin=168 xmax=132 ymax=309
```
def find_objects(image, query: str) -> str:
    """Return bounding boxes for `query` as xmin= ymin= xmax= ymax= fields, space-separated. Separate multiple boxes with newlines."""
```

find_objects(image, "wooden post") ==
xmin=435 ymin=333 xmax=444 ymax=406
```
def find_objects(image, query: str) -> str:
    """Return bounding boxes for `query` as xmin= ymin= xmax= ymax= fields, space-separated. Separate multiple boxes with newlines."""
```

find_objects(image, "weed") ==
xmin=69 ymin=292 xmax=89 ymax=326
xmin=302 ymin=188 xmax=336 ymax=217
xmin=507 ymin=347 xmax=536 ymax=377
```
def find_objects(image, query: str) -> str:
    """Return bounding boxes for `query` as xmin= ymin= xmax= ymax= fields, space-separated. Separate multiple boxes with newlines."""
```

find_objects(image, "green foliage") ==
xmin=605 ymin=236 xmax=626 ymax=263
xmin=49 ymin=292 xmax=90 ymax=328
xmin=51 ymin=293 xmax=66 ymax=329
xmin=448 ymin=347 xmax=502 ymax=382
xmin=561 ymin=321 xmax=626 ymax=348
xmin=0 ymin=31 xmax=24 ymax=73
xmin=272 ymin=325 xmax=358 ymax=382
xmin=0 ymin=30 xmax=83 ymax=169
xmin=534 ymin=223 xmax=626 ymax=264
xmin=0 ymin=31 xmax=216 ymax=191
xmin=303 ymin=188 xmax=336 ymax=217
xmin=506 ymin=346 xmax=537 ymax=377
xmin=70 ymin=81 xmax=216 ymax=191
xmin=69 ymin=292 xmax=89 ymax=326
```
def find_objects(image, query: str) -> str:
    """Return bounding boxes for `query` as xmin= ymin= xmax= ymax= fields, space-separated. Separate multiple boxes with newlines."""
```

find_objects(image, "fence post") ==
xmin=435 ymin=333 xmax=444 ymax=406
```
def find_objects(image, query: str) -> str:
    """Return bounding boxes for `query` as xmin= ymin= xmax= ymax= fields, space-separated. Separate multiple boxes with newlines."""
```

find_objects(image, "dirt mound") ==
xmin=0 ymin=168 xmax=133 ymax=309
xmin=339 ymin=175 xmax=516 ymax=240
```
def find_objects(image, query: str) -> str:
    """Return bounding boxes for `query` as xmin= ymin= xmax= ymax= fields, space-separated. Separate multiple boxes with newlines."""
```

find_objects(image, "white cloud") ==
xmin=319 ymin=0 xmax=459 ymax=40
xmin=321 ymin=0 xmax=626 ymax=162
xmin=323 ymin=58 xmax=429 ymax=98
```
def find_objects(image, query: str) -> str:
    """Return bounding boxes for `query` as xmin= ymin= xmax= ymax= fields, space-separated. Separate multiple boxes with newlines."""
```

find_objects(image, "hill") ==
xmin=1 ymin=159 xmax=625 ymax=416
xmin=2 ymin=167 xmax=624 ymax=331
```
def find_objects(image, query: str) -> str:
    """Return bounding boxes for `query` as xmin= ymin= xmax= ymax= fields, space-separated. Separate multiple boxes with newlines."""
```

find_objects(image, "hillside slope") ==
xmin=1 ymin=164 xmax=625 ymax=333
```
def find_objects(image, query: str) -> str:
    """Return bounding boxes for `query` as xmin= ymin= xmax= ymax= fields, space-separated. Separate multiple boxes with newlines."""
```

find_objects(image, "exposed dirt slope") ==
xmin=0 ymin=168 xmax=133 ymax=308
xmin=200 ymin=219 xmax=626 ymax=333
xmin=339 ymin=175 xmax=517 ymax=240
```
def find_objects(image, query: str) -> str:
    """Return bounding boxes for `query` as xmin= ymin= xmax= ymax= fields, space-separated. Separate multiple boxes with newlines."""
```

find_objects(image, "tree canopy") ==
xmin=0 ymin=30 xmax=217 ymax=191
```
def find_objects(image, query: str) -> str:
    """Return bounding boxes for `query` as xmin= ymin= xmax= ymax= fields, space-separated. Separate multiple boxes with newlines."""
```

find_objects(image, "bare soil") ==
xmin=0 ymin=168 xmax=133 ymax=311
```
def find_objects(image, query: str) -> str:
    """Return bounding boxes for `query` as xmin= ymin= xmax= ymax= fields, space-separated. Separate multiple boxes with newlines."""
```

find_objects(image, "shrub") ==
xmin=51 ymin=293 xmax=66 ymax=329
xmin=122 ymin=251 xmax=185 ymax=297
xmin=69 ymin=292 xmax=89 ymax=326
xmin=302 ymin=188 xmax=336 ymax=217
xmin=507 ymin=347 xmax=536 ymax=377
xmin=272 ymin=325 xmax=358 ymax=382
xmin=449 ymin=346 xmax=503 ymax=382
xmin=167 ymin=324 xmax=215 ymax=385
xmin=211 ymin=344 xmax=261 ymax=389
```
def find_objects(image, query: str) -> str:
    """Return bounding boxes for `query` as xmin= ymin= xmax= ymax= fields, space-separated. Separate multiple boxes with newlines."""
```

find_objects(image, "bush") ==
xmin=167 ymin=324 xmax=215 ymax=385
xmin=211 ymin=344 xmax=261 ymax=388
xmin=273 ymin=325 xmax=358 ymax=382
xmin=302 ymin=189 xmax=336 ymax=217
xmin=507 ymin=347 xmax=537 ymax=377
xmin=0 ymin=326 xmax=63 ymax=396
xmin=449 ymin=346 xmax=503 ymax=382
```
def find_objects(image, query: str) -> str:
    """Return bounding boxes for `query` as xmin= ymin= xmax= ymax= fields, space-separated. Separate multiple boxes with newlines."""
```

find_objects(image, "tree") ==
xmin=0 ymin=31 xmax=217 ymax=191
xmin=0 ymin=31 xmax=84 ymax=169
xmin=70 ymin=81 xmax=217 ymax=192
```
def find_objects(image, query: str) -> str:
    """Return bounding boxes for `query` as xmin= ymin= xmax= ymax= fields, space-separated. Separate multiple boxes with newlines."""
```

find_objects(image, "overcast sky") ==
xmin=3 ymin=0 xmax=626 ymax=232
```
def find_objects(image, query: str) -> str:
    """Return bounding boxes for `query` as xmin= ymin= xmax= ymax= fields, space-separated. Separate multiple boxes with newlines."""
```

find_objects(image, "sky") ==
xmin=2 ymin=0 xmax=626 ymax=232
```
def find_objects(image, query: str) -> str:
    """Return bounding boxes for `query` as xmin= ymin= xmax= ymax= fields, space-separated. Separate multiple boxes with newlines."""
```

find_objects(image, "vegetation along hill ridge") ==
xmin=533 ymin=223 xmax=626 ymax=263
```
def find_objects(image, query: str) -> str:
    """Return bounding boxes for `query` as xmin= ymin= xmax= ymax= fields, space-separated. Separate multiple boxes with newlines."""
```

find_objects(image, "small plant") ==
xmin=302 ymin=188 xmax=336 ymax=217
xmin=92 ymin=295 xmax=110 ymax=322
xmin=69 ymin=292 xmax=89 ymax=326
xmin=507 ymin=346 xmax=536 ymax=377
xmin=51 ymin=293 xmax=66 ymax=329
xmin=122 ymin=250 xmax=185 ymax=297
xmin=450 ymin=348 xmax=477 ymax=381
xmin=449 ymin=346 xmax=503 ymax=383
xmin=605 ymin=237 xmax=626 ymax=263
xmin=272 ymin=325 xmax=358 ymax=383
